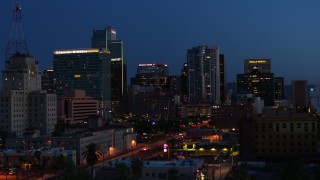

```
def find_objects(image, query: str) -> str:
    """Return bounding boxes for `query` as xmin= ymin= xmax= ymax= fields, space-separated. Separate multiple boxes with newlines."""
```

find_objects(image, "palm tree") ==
xmin=130 ymin=158 xmax=143 ymax=179
xmin=82 ymin=143 xmax=102 ymax=177
xmin=115 ymin=162 xmax=130 ymax=180
xmin=168 ymin=168 xmax=179 ymax=180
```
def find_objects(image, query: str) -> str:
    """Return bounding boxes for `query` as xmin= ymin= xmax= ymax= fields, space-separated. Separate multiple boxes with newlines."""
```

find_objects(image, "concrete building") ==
xmin=53 ymin=48 xmax=111 ymax=120
xmin=180 ymin=63 xmax=188 ymax=103
xmin=274 ymin=77 xmax=285 ymax=100
xmin=0 ymin=54 xmax=56 ymax=137
xmin=253 ymin=107 xmax=319 ymax=160
xmin=128 ymin=85 xmax=177 ymax=119
xmin=310 ymin=85 xmax=320 ymax=114
xmin=219 ymin=54 xmax=226 ymax=103
xmin=180 ymin=104 xmax=212 ymax=118
xmin=211 ymin=104 xmax=253 ymax=130
xmin=237 ymin=69 xmax=274 ymax=106
xmin=131 ymin=63 xmax=169 ymax=89
xmin=187 ymin=46 xmax=220 ymax=104
xmin=292 ymin=80 xmax=308 ymax=110
xmin=41 ymin=67 xmax=54 ymax=93
xmin=0 ymin=148 xmax=76 ymax=167
xmin=57 ymin=90 xmax=99 ymax=124
xmin=6 ymin=125 xmax=136 ymax=165
xmin=105 ymin=157 xmax=204 ymax=180
xmin=28 ymin=91 xmax=57 ymax=135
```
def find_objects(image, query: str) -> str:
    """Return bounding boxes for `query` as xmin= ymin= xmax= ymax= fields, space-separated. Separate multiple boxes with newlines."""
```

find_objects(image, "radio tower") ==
xmin=5 ymin=1 xmax=29 ymax=59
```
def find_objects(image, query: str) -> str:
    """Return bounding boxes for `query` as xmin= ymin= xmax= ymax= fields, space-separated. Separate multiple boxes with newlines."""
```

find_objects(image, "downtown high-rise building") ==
xmin=92 ymin=26 xmax=117 ymax=49
xmin=180 ymin=63 xmax=188 ymax=103
xmin=53 ymin=48 xmax=111 ymax=119
xmin=92 ymin=27 xmax=127 ymax=117
xmin=219 ymin=54 xmax=226 ymax=103
xmin=187 ymin=46 xmax=221 ymax=104
xmin=131 ymin=63 xmax=169 ymax=89
xmin=42 ymin=67 xmax=54 ymax=93
xmin=0 ymin=3 xmax=56 ymax=137
xmin=274 ymin=77 xmax=285 ymax=100
xmin=237 ymin=59 xmax=274 ymax=106
xmin=292 ymin=80 xmax=308 ymax=110
xmin=1 ymin=54 xmax=57 ymax=136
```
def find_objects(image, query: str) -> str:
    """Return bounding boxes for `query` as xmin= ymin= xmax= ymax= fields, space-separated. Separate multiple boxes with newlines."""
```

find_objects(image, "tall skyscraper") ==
xmin=92 ymin=26 xmax=116 ymax=49
xmin=219 ymin=54 xmax=226 ymax=103
xmin=292 ymin=80 xmax=308 ymax=110
xmin=53 ymin=48 xmax=111 ymax=119
xmin=1 ymin=3 xmax=56 ymax=137
xmin=237 ymin=59 xmax=275 ymax=106
xmin=1 ymin=54 xmax=57 ymax=136
xmin=187 ymin=46 xmax=220 ymax=104
xmin=274 ymin=77 xmax=285 ymax=99
xmin=180 ymin=63 xmax=188 ymax=103
xmin=92 ymin=27 xmax=127 ymax=117
xmin=42 ymin=67 xmax=54 ymax=93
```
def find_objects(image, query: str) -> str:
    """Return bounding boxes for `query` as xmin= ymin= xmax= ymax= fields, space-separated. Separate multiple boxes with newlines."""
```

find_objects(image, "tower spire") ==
xmin=5 ymin=1 xmax=29 ymax=59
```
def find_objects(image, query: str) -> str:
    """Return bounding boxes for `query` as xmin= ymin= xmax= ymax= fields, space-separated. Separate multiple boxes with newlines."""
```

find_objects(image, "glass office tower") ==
xmin=92 ymin=27 xmax=127 ymax=116
xmin=187 ymin=46 xmax=221 ymax=104
xmin=53 ymin=48 xmax=111 ymax=100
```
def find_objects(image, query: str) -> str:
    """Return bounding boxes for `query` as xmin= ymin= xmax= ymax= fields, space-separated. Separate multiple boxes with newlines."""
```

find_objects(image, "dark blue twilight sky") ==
xmin=1 ymin=0 xmax=320 ymax=85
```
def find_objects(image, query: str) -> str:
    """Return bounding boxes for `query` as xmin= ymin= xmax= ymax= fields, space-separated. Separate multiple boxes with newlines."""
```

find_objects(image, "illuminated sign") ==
xmin=138 ymin=63 xmax=167 ymax=67
xmin=248 ymin=60 xmax=267 ymax=64
xmin=138 ymin=63 xmax=156 ymax=67
xmin=74 ymin=74 xmax=81 ymax=78
xmin=54 ymin=49 xmax=99 ymax=55
xmin=111 ymin=58 xmax=121 ymax=61
xmin=164 ymin=144 xmax=168 ymax=152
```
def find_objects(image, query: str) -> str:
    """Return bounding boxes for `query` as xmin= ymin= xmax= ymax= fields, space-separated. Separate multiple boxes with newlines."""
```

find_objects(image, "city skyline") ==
xmin=1 ymin=0 xmax=320 ymax=85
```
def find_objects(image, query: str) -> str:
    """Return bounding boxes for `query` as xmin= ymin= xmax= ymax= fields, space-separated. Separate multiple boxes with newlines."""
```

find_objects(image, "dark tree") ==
xmin=82 ymin=143 xmax=102 ymax=177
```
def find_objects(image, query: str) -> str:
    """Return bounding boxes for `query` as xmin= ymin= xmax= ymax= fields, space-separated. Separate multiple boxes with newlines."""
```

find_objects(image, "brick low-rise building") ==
xmin=253 ymin=107 xmax=319 ymax=160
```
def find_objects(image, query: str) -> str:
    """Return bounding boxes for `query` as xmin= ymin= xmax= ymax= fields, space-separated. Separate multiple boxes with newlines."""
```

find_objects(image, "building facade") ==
xmin=237 ymin=59 xmax=275 ymax=106
xmin=92 ymin=27 xmax=127 ymax=117
xmin=187 ymin=46 xmax=220 ymax=104
xmin=6 ymin=125 xmax=136 ymax=165
xmin=0 ymin=54 xmax=56 ymax=137
xmin=131 ymin=63 xmax=169 ymax=90
xmin=292 ymin=80 xmax=308 ymax=110
xmin=41 ymin=67 xmax=54 ymax=93
xmin=253 ymin=108 xmax=319 ymax=160
xmin=237 ymin=66 xmax=274 ymax=106
xmin=128 ymin=85 xmax=176 ymax=118
xmin=310 ymin=85 xmax=320 ymax=114
xmin=53 ymin=48 xmax=111 ymax=119
xmin=105 ymin=158 xmax=204 ymax=180
xmin=274 ymin=77 xmax=285 ymax=100
xmin=180 ymin=63 xmax=188 ymax=103
xmin=219 ymin=54 xmax=226 ymax=104
xmin=57 ymin=90 xmax=99 ymax=124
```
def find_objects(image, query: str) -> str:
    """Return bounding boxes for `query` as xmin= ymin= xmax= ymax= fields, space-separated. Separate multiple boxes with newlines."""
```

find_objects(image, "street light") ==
xmin=25 ymin=163 xmax=31 ymax=180
xmin=131 ymin=140 xmax=136 ymax=155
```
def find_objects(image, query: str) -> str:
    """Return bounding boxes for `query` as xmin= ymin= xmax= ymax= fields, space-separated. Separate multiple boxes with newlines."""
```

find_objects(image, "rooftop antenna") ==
xmin=5 ymin=1 xmax=29 ymax=59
